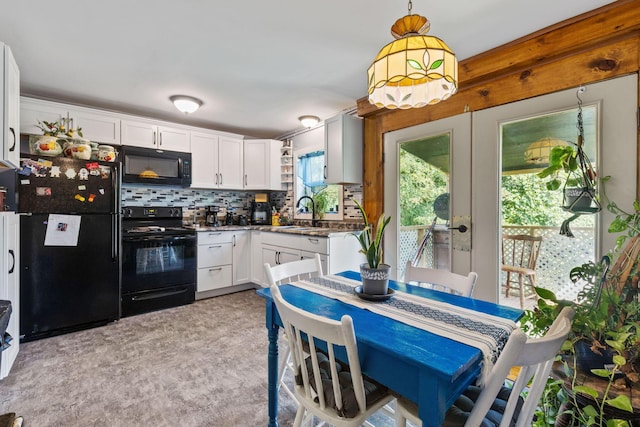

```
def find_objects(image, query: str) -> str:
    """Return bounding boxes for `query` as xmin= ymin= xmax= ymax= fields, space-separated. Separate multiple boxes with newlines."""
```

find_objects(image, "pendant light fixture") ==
xmin=170 ymin=95 xmax=203 ymax=114
xmin=368 ymin=0 xmax=458 ymax=109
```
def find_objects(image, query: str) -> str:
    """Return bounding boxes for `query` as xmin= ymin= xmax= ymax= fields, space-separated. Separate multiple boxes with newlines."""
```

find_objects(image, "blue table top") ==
xmin=257 ymin=270 xmax=523 ymax=382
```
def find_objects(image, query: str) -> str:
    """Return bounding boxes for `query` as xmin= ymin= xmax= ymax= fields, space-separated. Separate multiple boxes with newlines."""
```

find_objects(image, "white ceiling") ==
xmin=0 ymin=0 xmax=616 ymax=139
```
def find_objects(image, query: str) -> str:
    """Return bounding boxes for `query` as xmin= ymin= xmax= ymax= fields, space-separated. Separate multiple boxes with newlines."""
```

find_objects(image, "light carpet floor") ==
xmin=0 ymin=290 xmax=301 ymax=426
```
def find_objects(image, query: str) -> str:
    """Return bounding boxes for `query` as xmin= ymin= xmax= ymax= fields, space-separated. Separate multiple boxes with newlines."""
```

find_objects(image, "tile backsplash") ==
xmin=121 ymin=183 xmax=363 ymax=225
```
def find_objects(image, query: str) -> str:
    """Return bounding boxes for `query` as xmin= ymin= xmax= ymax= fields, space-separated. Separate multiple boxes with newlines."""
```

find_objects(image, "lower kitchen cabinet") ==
xmin=256 ymin=231 xmax=361 ymax=286
xmin=197 ymin=231 xmax=233 ymax=292
xmin=232 ymin=230 xmax=251 ymax=285
xmin=0 ymin=212 xmax=19 ymax=379
xmin=197 ymin=229 xmax=252 ymax=295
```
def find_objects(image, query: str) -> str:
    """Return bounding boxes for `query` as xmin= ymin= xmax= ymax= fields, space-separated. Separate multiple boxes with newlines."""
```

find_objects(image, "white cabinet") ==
xmin=243 ymin=139 xmax=281 ymax=190
xmin=324 ymin=114 xmax=363 ymax=184
xmin=197 ymin=231 xmax=233 ymax=292
xmin=197 ymin=229 xmax=252 ymax=294
xmin=1 ymin=44 xmax=19 ymax=167
xmin=256 ymin=231 xmax=363 ymax=286
xmin=20 ymin=97 xmax=121 ymax=145
xmin=121 ymin=119 xmax=190 ymax=152
xmin=0 ymin=212 xmax=19 ymax=379
xmin=191 ymin=131 xmax=243 ymax=189
xmin=232 ymin=230 xmax=251 ymax=285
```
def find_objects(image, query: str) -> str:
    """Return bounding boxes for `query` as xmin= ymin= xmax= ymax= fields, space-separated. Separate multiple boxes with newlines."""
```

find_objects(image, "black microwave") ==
xmin=122 ymin=146 xmax=191 ymax=187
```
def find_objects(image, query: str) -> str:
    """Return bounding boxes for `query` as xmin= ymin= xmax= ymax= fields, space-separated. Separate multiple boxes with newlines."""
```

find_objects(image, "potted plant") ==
xmin=353 ymin=199 xmax=392 ymax=295
xmin=520 ymin=192 xmax=640 ymax=425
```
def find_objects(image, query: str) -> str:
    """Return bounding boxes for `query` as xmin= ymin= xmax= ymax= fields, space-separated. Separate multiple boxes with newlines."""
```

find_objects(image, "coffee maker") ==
xmin=251 ymin=202 xmax=271 ymax=225
xmin=205 ymin=206 xmax=220 ymax=227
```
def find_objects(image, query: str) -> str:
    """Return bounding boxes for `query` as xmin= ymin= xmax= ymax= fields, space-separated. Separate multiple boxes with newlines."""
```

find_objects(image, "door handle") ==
xmin=450 ymin=215 xmax=471 ymax=252
xmin=153 ymin=131 xmax=157 ymax=146
xmin=8 ymin=249 xmax=14 ymax=274
xmin=9 ymin=128 xmax=16 ymax=152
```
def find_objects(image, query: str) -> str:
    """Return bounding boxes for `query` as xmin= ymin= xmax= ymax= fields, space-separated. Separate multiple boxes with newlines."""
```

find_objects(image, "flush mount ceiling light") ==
xmin=299 ymin=115 xmax=320 ymax=128
xmin=170 ymin=95 xmax=203 ymax=114
xmin=368 ymin=0 xmax=458 ymax=109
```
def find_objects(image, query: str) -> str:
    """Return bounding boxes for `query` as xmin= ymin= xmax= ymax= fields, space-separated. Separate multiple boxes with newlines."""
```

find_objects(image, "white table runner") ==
xmin=288 ymin=274 xmax=516 ymax=385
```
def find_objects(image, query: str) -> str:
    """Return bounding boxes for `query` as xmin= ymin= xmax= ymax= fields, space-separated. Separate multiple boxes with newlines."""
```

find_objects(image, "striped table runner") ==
xmin=289 ymin=274 xmax=516 ymax=385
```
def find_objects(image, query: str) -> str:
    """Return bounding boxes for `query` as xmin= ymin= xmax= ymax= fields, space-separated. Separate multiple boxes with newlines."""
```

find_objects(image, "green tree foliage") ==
xmin=501 ymin=174 xmax=593 ymax=227
xmin=400 ymin=149 xmax=593 ymax=228
xmin=399 ymin=150 xmax=448 ymax=226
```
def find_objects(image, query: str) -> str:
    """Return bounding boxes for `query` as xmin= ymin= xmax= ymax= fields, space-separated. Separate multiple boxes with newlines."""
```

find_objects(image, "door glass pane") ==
xmin=499 ymin=105 xmax=597 ymax=308
xmin=398 ymin=133 xmax=450 ymax=278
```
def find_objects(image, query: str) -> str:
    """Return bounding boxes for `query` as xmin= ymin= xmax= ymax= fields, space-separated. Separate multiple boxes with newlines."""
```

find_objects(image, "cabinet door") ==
xmin=244 ymin=139 xmax=269 ymax=189
xmin=190 ymin=132 xmax=219 ymax=188
xmin=4 ymin=46 xmax=19 ymax=167
xmin=198 ymin=242 xmax=233 ymax=268
xmin=197 ymin=265 xmax=233 ymax=292
xmin=0 ymin=213 xmax=19 ymax=379
xmin=219 ymin=136 xmax=244 ymax=189
xmin=232 ymin=231 xmax=250 ymax=285
xmin=121 ymin=119 xmax=157 ymax=148
xmin=20 ymin=97 xmax=64 ymax=136
xmin=324 ymin=114 xmax=363 ymax=184
xmin=158 ymin=125 xmax=189 ymax=152
xmin=72 ymin=109 xmax=120 ymax=145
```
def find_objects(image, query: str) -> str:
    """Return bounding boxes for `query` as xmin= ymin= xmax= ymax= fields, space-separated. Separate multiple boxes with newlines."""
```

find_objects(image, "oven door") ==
xmin=121 ymin=233 xmax=197 ymax=293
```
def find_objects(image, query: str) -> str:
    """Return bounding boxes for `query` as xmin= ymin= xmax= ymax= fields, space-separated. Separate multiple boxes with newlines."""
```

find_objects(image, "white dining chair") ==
xmin=404 ymin=262 xmax=478 ymax=297
xmin=264 ymin=254 xmax=324 ymax=404
xmin=271 ymin=284 xmax=395 ymax=427
xmin=395 ymin=306 xmax=575 ymax=427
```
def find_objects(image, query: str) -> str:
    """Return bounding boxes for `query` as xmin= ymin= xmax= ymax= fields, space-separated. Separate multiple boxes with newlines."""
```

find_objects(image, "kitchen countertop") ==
xmin=186 ymin=224 xmax=358 ymax=237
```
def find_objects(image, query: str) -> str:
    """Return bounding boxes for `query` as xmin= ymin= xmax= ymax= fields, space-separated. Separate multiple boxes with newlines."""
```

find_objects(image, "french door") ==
xmin=384 ymin=74 xmax=637 ymax=303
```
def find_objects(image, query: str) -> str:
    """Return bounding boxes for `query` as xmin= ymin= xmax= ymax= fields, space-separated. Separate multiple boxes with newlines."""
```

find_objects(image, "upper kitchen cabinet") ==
xmin=20 ymin=97 xmax=121 ymax=145
xmin=191 ymin=131 xmax=243 ymax=189
xmin=121 ymin=119 xmax=190 ymax=152
xmin=324 ymin=113 xmax=362 ymax=184
xmin=1 ymin=43 xmax=19 ymax=167
xmin=243 ymin=139 xmax=281 ymax=190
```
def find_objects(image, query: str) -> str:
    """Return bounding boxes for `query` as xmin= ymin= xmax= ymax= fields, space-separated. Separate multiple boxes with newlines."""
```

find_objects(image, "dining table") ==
xmin=256 ymin=270 xmax=523 ymax=427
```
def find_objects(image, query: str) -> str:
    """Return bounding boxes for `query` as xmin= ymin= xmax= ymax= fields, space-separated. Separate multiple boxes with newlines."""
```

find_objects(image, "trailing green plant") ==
xmin=352 ymin=199 xmax=391 ymax=269
xmin=537 ymin=144 xmax=597 ymax=192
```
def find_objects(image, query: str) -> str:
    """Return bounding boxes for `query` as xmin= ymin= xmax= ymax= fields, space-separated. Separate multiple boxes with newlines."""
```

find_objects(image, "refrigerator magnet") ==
xmin=88 ymin=194 xmax=96 ymax=202
xmin=77 ymin=185 xmax=86 ymax=191
xmin=50 ymin=166 xmax=61 ymax=178
xmin=36 ymin=187 xmax=52 ymax=196
xmin=79 ymin=168 xmax=89 ymax=180
xmin=65 ymin=168 xmax=77 ymax=179
xmin=98 ymin=187 xmax=105 ymax=195
xmin=74 ymin=194 xmax=86 ymax=202
xmin=86 ymin=162 xmax=99 ymax=170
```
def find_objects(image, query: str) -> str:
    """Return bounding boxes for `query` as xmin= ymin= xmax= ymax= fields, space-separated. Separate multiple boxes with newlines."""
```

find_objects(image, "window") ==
xmin=294 ymin=148 xmax=343 ymax=221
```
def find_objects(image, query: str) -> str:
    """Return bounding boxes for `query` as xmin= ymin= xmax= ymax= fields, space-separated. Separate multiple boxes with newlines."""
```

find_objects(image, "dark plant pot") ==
xmin=360 ymin=263 xmax=391 ymax=295
xmin=574 ymin=340 xmax=622 ymax=379
xmin=565 ymin=187 xmax=594 ymax=210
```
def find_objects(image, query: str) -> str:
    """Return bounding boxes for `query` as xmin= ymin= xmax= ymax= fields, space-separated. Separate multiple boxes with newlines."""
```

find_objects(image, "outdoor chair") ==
xmin=264 ymin=254 xmax=324 ymax=404
xmin=395 ymin=306 xmax=575 ymax=427
xmin=501 ymin=234 xmax=543 ymax=308
xmin=404 ymin=262 xmax=477 ymax=297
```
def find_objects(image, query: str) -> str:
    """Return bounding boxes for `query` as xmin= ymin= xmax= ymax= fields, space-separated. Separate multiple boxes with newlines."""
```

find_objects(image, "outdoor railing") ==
xmin=399 ymin=224 xmax=595 ymax=301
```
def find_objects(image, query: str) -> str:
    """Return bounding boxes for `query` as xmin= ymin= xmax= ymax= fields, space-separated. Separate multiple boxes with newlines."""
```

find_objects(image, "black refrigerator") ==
xmin=18 ymin=155 xmax=120 ymax=341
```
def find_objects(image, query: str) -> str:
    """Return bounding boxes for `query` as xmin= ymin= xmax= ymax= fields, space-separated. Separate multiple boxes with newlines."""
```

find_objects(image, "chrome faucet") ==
xmin=296 ymin=196 xmax=318 ymax=227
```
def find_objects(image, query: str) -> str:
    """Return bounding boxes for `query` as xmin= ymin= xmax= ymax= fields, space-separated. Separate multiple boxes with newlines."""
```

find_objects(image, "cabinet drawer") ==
xmin=197 ymin=265 xmax=233 ymax=292
xmin=198 ymin=242 xmax=232 ymax=267
xmin=198 ymin=230 xmax=233 ymax=245
xmin=261 ymin=232 xmax=328 ymax=254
